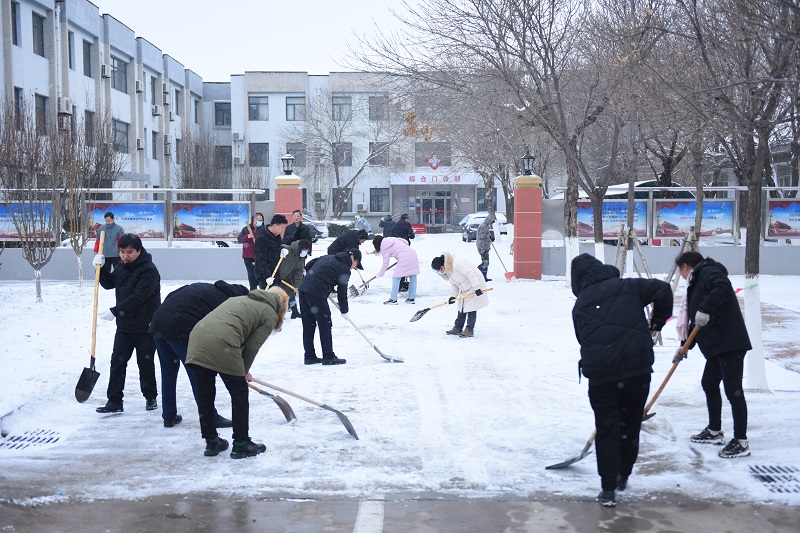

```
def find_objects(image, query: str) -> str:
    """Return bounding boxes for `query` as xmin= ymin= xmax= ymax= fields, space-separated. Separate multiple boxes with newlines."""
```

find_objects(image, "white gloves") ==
xmin=266 ymin=277 xmax=274 ymax=286
xmin=99 ymin=309 xmax=115 ymax=321
xmin=93 ymin=254 xmax=105 ymax=267
xmin=280 ymin=248 xmax=289 ymax=258
xmin=672 ymin=348 xmax=687 ymax=364
xmin=341 ymin=312 xmax=349 ymax=321
xmin=695 ymin=311 xmax=710 ymax=327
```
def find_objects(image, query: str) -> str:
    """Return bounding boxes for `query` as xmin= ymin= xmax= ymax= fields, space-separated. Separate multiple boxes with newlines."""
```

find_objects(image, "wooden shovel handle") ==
xmin=90 ymin=231 xmax=106 ymax=364
xmin=270 ymin=255 xmax=285 ymax=279
xmin=428 ymin=287 xmax=494 ymax=311
xmin=643 ymin=325 xmax=701 ymax=416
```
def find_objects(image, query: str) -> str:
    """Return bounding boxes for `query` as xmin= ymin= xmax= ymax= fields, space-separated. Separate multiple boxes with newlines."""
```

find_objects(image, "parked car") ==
xmin=460 ymin=212 xmax=508 ymax=242
xmin=303 ymin=214 xmax=329 ymax=240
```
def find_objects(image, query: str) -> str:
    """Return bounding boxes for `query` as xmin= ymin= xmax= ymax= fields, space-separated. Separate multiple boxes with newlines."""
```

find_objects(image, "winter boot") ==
xmin=230 ymin=439 xmax=267 ymax=459
xmin=718 ymin=438 xmax=751 ymax=458
xmin=96 ymin=401 xmax=123 ymax=413
xmin=446 ymin=326 xmax=463 ymax=336
xmin=204 ymin=437 xmax=229 ymax=457
xmin=596 ymin=490 xmax=617 ymax=507
xmin=214 ymin=415 xmax=233 ymax=428
xmin=145 ymin=398 xmax=158 ymax=411
xmin=321 ymin=356 xmax=347 ymax=365
xmin=478 ymin=267 xmax=492 ymax=282
xmin=691 ymin=427 xmax=725 ymax=445
xmin=290 ymin=305 xmax=301 ymax=319
xmin=304 ymin=355 xmax=323 ymax=365
xmin=164 ymin=415 xmax=182 ymax=428
xmin=459 ymin=327 xmax=474 ymax=338
xmin=616 ymin=474 xmax=628 ymax=491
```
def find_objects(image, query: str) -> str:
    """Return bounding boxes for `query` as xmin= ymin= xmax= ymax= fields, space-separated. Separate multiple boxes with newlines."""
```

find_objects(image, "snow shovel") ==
xmin=328 ymin=295 xmax=402 ymax=362
xmin=491 ymin=242 xmax=514 ymax=281
xmin=349 ymin=262 xmax=397 ymax=298
xmin=545 ymin=430 xmax=596 ymax=470
xmin=409 ymin=288 xmax=494 ymax=322
xmin=251 ymin=378 xmax=359 ymax=439
xmin=247 ymin=382 xmax=297 ymax=422
xmin=642 ymin=325 xmax=701 ymax=421
xmin=75 ymin=231 xmax=105 ymax=403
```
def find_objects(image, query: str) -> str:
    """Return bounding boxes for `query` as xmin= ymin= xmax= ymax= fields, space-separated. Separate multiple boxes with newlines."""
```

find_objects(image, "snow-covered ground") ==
xmin=1 ymin=233 xmax=799 ymax=506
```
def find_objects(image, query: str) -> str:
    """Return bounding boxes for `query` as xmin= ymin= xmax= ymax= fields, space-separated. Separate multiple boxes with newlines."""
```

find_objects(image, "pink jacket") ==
xmin=377 ymin=237 xmax=420 ymax=278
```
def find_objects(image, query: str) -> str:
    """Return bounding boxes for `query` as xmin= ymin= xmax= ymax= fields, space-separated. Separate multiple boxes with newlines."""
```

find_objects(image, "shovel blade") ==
xmin=409 ymin=308 xmax=431 ymax=322
xmin=75 ymin=368 xmax=100 ymax=403
xmin=642 ymin=411 xmax=656 ymax=421
xmin=504 ymin=272 xmax=515 ymax=281
xmin=349 ymin=285 xmax=359 ymax=298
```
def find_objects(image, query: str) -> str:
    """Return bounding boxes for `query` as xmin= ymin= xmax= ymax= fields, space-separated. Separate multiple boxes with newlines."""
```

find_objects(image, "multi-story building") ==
xmin=2 ymin=0 xmax=495 ymax=228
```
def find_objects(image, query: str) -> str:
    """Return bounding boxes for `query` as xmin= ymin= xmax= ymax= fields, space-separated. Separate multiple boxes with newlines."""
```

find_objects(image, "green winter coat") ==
xmin=276 ymin=240 xmax=308 ymax=297
xmin=185 ymin=290 xmax=282 ymax=376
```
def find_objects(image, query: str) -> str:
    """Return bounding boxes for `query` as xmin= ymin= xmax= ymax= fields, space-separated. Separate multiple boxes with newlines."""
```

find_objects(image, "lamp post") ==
xmin=280 ymin=154 xmax=295 ymax=176
xmin=522 ymin=151 xmax=536 ymax=176
xmin=274 ymin=154 xmax=302 ymax=224
xmin=513 ymin=150 xmax=543 ymax=279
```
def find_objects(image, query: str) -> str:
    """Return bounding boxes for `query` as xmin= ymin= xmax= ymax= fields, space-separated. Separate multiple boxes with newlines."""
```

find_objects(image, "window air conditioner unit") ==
xmin=233 ymin=156 xmax=245 ymax=165
xmin=163 ymin=93 xmax=169 ymax=106
xmin=232 ymin=132 xmax=243 ymax=141
xmin=151 ymin=104 xmax=161 ymax=116
xmin=136 ymin=138 xmax=144 ymax=150
xmin=163 ymin=134 xmax=172 ymax=145
xmin=163 ymin=143 xmax=171 ymax=156
xmin=57 ymin=115 xmax=71 ymax=131
xmin=135 ymin=80 xmax=143 ymax=93
xmin=57 ymin=96 xmax=72 ymax=115
xmin=162 ymin=81 xmax=169 ymax=94
xmin=357 ymin=203 xmax=365 ymax=212
xmin=101 ymin=64 xmax=110 ymax=78
xmin=169 ymin=111 xmax=175 ymax=122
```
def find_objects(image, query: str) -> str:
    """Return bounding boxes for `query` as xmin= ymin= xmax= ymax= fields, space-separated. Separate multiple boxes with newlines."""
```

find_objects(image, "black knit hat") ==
xmin=349 ymin=248 xmax=364 ymax=270
xmin=431 ymin=255 xmax=445 ymax=271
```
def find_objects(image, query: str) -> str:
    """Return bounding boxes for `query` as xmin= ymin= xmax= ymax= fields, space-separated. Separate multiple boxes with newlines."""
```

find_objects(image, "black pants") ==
xmin=299 ymin=291 xmax=335 ymax=358
xmin=107 ymin=330 xmax=157 ymax=405
xmin=243 ymin=258 xmax=257 ymax=290
xmin=454 ymin=311 xmax=477 ymax=331
xmin=188 ymin=364 xmax=250 ymax=442
xmin=589 ymin=373 xmax=650 ymax=491
xmin=701 ymin=350 xmax=748 ymax=440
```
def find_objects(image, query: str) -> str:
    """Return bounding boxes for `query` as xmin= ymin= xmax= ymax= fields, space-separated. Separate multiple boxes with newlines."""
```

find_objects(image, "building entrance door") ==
xmin=417 ymin=191 xmax=452 ymax=226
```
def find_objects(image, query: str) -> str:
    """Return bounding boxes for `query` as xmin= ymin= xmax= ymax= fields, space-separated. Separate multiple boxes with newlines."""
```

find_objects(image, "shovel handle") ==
xmin=281 ymin=280 xmax=297 ymax=292
xmin=270 ymin=255 xmax=285 ymax=279
xmin=429 ymin=287 xmax=494 ymax=311
xmin=90 ymin=231 xmax=106 ymax=366
xmin=643 ymin=325 xmax=701 ymax=417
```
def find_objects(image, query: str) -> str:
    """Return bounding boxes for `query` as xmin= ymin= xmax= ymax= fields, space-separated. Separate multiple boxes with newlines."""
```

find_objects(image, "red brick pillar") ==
xmin=513 ymin=174 xmax=543 ymax=279
xmin=273 ymin=175 xmax=302 ymax=230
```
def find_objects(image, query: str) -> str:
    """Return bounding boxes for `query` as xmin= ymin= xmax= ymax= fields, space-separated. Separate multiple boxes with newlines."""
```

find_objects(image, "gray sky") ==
xmin=89 ymin=0 xmax=413 ymax=82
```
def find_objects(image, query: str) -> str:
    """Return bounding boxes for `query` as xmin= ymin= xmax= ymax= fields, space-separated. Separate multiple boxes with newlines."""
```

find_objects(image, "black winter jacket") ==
xmin=379 ymin=216 xmax=395 ymax=236
xmin=282 ymin=222 xmax=313 ymax=245
xmin=571 ymin=253 xmax=673 ymax=384
xmin=686 ymin=258 xmax=752 ymax=358
xmin=149 ymin=280 xmax=250 ymax=343
xmin=99 ymin=249 xmax=161 ymax=333
xmin=327 ymin=230 xmax=363 ymax=255
xmin=254 ymin=227 xmax=283 ymax=279
xmin=391 ymin=219 xmax=415 ymax=243
xmin=298 ymin=252 xmax=352 ymax=314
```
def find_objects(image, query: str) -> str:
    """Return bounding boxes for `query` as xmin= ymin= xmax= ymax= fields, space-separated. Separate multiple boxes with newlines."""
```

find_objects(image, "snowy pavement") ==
xmin=1 ymin=234 xmax=799 ymax=511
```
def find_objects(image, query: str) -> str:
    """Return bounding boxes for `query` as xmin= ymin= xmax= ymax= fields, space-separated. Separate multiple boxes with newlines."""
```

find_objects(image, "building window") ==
xmin=415 ymin=142 xmax=452 ymax=168
xmin=368 ymin=142 xmax=389 ymax=166
xmin=174 ymin=88 xmax=182 ymax=116
xmin=67 ymin=31 xmax=74 ymax=69
xmin=84 ymin=110 xmax=95 ymax=146
xmin=477 ymin=188 xmax=499 ymax=212
xmin=34 ymin=94 xmax=47 ymax=135
xmin=248 ymin=96 xmax=269 ymax=121
xmin=215 ymin=145 xmax=232 ymax=168
xmin=249 ymin=143 xmax=269 ymax=167
xmin=11 ymin=2 xmax=20 ymax=46
xmin=110 ymin=56 xmax=128 ymax=94
xmin=150 ymin=76 xmax=157 ymax=104
xmin=32 ymin=12 xmax=45 ymax=57
xmin=175 ymin=138 xmax=182 ymax=165
xmin=369 ymin=96 xmax=389 ymax=121
xmin=82 ymin=40 xmax=92 ymax=77
xmin=332 ymin=142 xmax=352 ymax=166
xmin=112 ymin=119 xmax=129 ymax=153
xmin=370 ymin=188 xmax=390 ymax=212
xmin=332 ymin=95 xmax=352 ymax=121
xmin=286 ymin=142 xmax=306 ymax=167
xmin=13 ymin=87 xmax=23 ymax=130
xmin=286 ymin=96 xmax=305 ymax=121
xmin=215 ymin=102 xmax=231 ymax=126
xmin=152 ymin=131 xmax=158 ymax=159
xmin=332 ymin=187 xmax=353 ymax=213
xmin=194 ymin=99 xmax=200 ymax=124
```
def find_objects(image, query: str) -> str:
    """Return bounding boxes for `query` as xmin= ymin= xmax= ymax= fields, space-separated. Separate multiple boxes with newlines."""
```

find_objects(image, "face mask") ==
xmin=436 ymin=270 xmax=447 ymax=277
xmin=300 ymin=251 xmax=308 ymax=258
xmin=255 ymin=221 xmax=263 ymax=227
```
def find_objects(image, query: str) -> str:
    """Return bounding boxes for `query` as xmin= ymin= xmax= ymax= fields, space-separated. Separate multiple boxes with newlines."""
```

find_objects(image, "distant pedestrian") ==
xmin=373 ymin=235 xmax=419 ymax=305
xmin=94 ymin=212 xmax=125 ymax=270
xmin=431 ymin=252 xmax=489 ymax=338
xmin=254 ymin=214 xmax=288 ymax=289
xmin=475 ymin=215 xmax=495 ymax=282
xmin=276 ymin=239 xmax=312 ymax=319
xmin=93 ymin=234 xmax=160 ymax=414
xmin=571 ymin=253 xmax=672 ymax=507
xmin=327 ymin=229 xmax=368 ymax=256
xmin=391 ymin=213 xmax=415 ymax=244
xmin=282 ymin=209 xmax=313 ymax=245
xmin=237 ymin=213 xmax=263 ymax=290
xmin=354 ymin=214 xmax=372 ymax=233
xmin=185 ymin=287 xmax=288 ymax=459
xmin=149 ymin=281 xmax=250 ymax=428
xmin=675 ymin=251 xmax=752 ymax=459
xmin=379 ymin=214 xmax=395 ymax=237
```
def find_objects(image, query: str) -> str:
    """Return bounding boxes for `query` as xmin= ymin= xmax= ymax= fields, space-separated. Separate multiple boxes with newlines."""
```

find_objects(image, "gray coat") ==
xmin=475 ymin=215 xmax=495 ymax=252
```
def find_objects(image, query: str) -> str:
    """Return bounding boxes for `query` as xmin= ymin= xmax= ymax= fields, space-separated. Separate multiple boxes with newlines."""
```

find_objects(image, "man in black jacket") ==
xmin=298 ymin=249 xmax=363 ymax=365
xmin=282 ymin=209 xmax=313 ymax=245
xmin=254 ymin=214 xmax=288 ymax=289
xmin=93 ymin=234 xmax=161 ymax=414
xmin=327 ymin=229 xmax=368 ymax=255
xmin=391 ymin=213 xmax=415 ymax=244
xmin=571 ymin=253 xmax=673 ymax=507
xmin=675 ymin=251 xmax=752 ymax=459
xmin=149 ymin=281 xmax=250 ymax=428
xmin=379 ymin=214 xmax=395 ymax=236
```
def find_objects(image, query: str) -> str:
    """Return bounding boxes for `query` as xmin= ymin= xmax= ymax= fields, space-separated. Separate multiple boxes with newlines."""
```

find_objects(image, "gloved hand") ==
xmin=99 ymin=309 xmax=115 ymax=321
xmin=448 ymin=296 xmax=456 ymax=305
xmin=695 ymin=311 xmax=710 ymax=327
xmin=474 ymin=289 xmax=483 ymax=297
xmin=266 ymin=277 xmax=274 ymax=286
xmin=280 ymin=248 xmax=289 ymax=258
xmin=649 ymin=319 xmax=665 ymax=332
xmin=363 ymin=283 xmax=369 ymax=290
xmin=672 ymin=347 xmax=687 ymax=364
xmin=92 ymin=254 xmax=105 ymax=267
xmin=341 ymin=312 xmax=349 ymax=321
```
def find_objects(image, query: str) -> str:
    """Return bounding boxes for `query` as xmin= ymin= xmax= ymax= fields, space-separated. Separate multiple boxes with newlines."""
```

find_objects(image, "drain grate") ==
xmin=0 ymin=429 xmax=61 ymax=450
xmin=750 ymin=465 xmax=800 ymax=494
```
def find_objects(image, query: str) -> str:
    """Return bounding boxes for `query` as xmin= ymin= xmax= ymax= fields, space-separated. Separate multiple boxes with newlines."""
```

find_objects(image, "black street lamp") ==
xmin=280 ymin=153 xmax=295 ymax=175
xmin=522 ymin=151 xmax=536 ymax=176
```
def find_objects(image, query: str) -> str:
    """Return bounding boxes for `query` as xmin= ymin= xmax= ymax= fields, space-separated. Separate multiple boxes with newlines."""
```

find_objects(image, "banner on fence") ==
xmin=0 ymin=203 xmax=55 ymax=239
xmin=172 ymin=203 xmax=249 ymax=239
xmin=766 ymin=200 xmax=800 ymax=238
xmin=654 ymin=200 xmax=735 ymax=237
xmin=87 ymin=203 xmax=166 ymax=239
xmin=577 ymin=200 xmax=648 ymax=238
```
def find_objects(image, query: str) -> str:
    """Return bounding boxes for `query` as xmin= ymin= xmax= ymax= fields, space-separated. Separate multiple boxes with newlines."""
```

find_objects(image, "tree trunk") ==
xmin=35 ymin=269 xmax=42 ymax=303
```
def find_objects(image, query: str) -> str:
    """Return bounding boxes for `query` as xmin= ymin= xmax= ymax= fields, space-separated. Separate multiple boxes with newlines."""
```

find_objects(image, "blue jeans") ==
xmin=155 ymin=336 xmax=221 ymax=422
xmin=391 ymin=275 xmax=417 ymax=300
